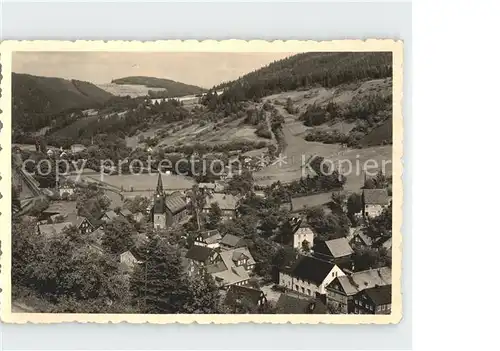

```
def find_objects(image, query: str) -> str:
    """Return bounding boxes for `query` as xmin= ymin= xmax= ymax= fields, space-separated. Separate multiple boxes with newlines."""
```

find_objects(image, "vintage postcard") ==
xmin=0 ymin=40 xmax=403 ymax=324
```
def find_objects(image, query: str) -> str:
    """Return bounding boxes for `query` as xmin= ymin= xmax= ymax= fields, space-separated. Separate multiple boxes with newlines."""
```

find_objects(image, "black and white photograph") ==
xmin=1 ymin=40 xmax=402 ymax=323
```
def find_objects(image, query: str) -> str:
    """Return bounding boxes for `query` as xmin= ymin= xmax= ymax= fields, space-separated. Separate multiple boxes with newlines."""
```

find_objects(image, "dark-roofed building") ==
xmin=362 ymin=189 xmax=389 ymax=218
xmin=223 ymin=285 xmax=268 ymax=313
xmin=326 ymin=266 xmax=392 ymax=313
xmin=151 ymin=173 xmax=189 ymax=229
xmin=185 ymin=245 xmax=220 ymax=277
xmin=278 ymin=255 xmax=346 ymax=298
xmin=202 ymin=193 xmax=239 ymax=221
xmin=220 ymin=234 xmax=247 ymax=250
xmin=275 ymin=293 xmax=329 ymax=314
xmin=313 ymin=238 xmax=354 ymax=264
xmin=353 ymin=285 xmax=392 ymax=314
xmin=194 ymin=229 xmax=222 ymax=249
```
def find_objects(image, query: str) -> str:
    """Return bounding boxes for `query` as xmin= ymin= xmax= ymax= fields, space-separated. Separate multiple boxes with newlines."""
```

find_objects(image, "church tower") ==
xmin=152 ymin=172 xmax=167 ymax=229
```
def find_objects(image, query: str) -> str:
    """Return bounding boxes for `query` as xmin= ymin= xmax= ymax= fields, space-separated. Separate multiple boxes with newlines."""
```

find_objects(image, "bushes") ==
xmin=255 ymin=123 xmax=272 ymax=139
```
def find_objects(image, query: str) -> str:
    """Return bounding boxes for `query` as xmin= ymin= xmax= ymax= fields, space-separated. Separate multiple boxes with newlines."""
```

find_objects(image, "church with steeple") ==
xmin=151 ymin=173 xmax=189 ymax=230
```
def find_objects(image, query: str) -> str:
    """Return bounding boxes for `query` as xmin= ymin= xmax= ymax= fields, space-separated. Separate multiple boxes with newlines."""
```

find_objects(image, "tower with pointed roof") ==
xmin=152 ymin=173 xmax=167 ymax=229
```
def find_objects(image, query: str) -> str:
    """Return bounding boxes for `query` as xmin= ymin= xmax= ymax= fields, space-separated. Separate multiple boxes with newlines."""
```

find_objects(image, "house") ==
xmin=326 ymin=266 xmax=392 ymax=314
xmin=219 ymin=234 xmax=247 ymax=250
xmin=119 ymin=208 xmax=133 ymax=218
xmin=275 ymin=293 xmax=329 ymax=314
xmin=194 ymin=229 xmax=222 ymax=249
xmin=132 ymin=212 xmax=145 ymax=223
xmin=353 ymin=285 xmax=392 ymax=314
xmin=347 ymin=227 xmax=373 ymax=248
xmin=67 ymin=214 xmax=96 ymax=235
xmin=101 ymin=210 xmax=120 ymax=223
xmin=151 ymin=173 xmax=189 ymax=229
xmin=278 ymin=255 xmax=346 ymax=298
xmin=57 ymin=181 xmax=75 ymax=198
xmin=293 ymin=226 xmax=315 ymax=251
xmin=313 ymin=238 xmax=354 ymax=264
xmin=185 ymin=245 xmax=220 ymax=276
xmin=223 ymin=285 xmax=268 ymax=313
xmin=37 ymin=222 xmax=73 ymax=237
xmin=206 ymin=247 xmax=256 ymax=287
xmin=381 ymin=237 xmax=392 ymax=257
xmin=198 ymin=182 xmax=225 ymax=193
xmin=120 ymin=250 xmax=142 ymax=272
xmin=70 ymin=144 xmax=86 ymax=153
xmin=203 ymin=193 xmax=239 ymax=221
xmin=362 ymin=189 xmax=389 ymax=218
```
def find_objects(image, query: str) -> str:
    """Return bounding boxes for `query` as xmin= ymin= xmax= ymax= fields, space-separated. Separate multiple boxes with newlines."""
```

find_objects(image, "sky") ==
xmin=12 ymin=52 xmax=295 ymax=88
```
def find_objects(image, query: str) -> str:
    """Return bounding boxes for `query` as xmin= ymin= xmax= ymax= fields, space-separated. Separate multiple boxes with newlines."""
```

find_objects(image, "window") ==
xmin=307 ymin=289 xmax=311 ymax=296
xmin=377 ymin=306 xmax=381 ymax=312
xmin=381 ymin=305 xmax=385 ymax=311
xmin=295 ymin=285 xmax=299 ymax=291
xmin=365 ymin=303 xmax=369 ymax=309
xmin=301 ymin=287 xmax=305 ymax=293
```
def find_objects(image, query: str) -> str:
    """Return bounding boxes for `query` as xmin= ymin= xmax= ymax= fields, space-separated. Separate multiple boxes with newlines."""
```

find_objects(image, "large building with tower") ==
xmin=151 ymin=173 xmax=189 ymax=230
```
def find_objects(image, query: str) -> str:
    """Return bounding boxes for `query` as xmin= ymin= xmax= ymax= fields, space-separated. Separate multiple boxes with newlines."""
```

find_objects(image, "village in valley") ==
xmin=11 ymin=52 xmax=393 ymax=315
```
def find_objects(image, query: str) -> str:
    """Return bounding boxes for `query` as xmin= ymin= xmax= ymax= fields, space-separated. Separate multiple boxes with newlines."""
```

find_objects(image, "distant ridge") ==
xmin=214 ymin=52 xmax=392 ymax=101
xmin=111 ymin=76 xmax=206 ymax=98
xmin=12 ymin=72 xmax=113 ymax=114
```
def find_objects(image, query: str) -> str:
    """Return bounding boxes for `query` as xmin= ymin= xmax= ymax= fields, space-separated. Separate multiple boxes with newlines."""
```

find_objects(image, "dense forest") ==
xmin=211 ymin=52 xmax=392 ymax=103
xmin=111 ymin=76 xmax=206 ymax=97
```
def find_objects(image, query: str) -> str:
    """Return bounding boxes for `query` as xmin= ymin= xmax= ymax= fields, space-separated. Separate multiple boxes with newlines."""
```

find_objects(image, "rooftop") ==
xmin=329 ymin=267 xmax=392 ymax=296
xmin=204 ymin=193 xmax=239 ymax=211
xmin=324 ymin=238 xmax=354 ymax=258
xmin=224 ymin=285 xmax=264 ymax=307
xmin=220 ymin=234 xmax=246 ymax=248
xmin=289 ymin=256 xmax=336 ymax=285
xmin=38 ymin=222 xmax=73 ymax=237
xmin=362 ymin=284 xmax=392 ymax=305
xmin=185 ymin=245 xmax=214 ymax=263
xmin=275 ymin=293 xmax=328 ymax=314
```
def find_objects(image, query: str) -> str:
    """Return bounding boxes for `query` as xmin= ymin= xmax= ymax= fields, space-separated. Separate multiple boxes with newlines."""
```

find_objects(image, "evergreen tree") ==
xmin=130 ymin=236 xmax=186 ymax=313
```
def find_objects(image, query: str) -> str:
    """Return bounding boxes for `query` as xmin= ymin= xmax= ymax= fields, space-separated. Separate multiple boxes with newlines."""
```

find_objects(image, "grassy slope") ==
xmin=12 ymin=73 xmax=113 ymax=114
xmin=111 ymin=76 xmax=206 ymax=97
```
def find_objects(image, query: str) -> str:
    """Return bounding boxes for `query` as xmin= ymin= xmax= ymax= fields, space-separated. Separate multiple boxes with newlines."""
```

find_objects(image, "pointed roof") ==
xmin=156 ymin=172 xmax=164 ymax=195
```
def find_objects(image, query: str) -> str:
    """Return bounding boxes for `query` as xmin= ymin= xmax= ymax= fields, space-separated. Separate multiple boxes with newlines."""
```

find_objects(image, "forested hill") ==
xmin=12 ymin=73 xmax=113 ymax=114
xmin=111 ymin=76 xmax=206 ymax=97
xmin=213 ymin=52 xmax=392 ymax=102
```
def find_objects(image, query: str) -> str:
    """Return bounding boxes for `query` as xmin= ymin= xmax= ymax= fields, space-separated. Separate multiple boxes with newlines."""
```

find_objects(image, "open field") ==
xmin=88 ymin=173 xmax=195 ymax=192
xmin=252 ymin=91 xmax=392 ymax=191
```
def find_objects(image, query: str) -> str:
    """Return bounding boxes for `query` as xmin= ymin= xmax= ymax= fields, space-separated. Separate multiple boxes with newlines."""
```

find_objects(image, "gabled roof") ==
xmin=224 ymin=285 xmax=264 ymax=307
xmin=294 ymin=226 xmax=315 ymax=238
xmin=362 ymin=285 xmax=392 ymax=305
xmin=198 ymin=229 xmax=222 ymax=243
xmin=329 ymin=267 xmax=392 ymax=296
xmin=164 ymin=193 xmax=187 ymax=214
xmin=324 ymin=238 xmax=354 ymax=258
xmin=219 ymin=247 xmax=256 ymax=267
xmin=275 ymin=294 xmax=328 ymax=314
xmin=204 ymin=193 xmax=239 ymax=211
xmin=38 ymin=222 xmax=73 ymax=237
xmin=289 ymin=256 xmax=335 ymax=285
xmin=232 ymin=251 xmax=249 ymax=261
xmin=185 ymin=245 xmax=214 ymax=263
xmin=362 ymin=189 xmax=389 ymax=205
xmin=120 ymin=208 xmax=133 ymax=217
xmin=220 ymin=234 xmax=246 ymax=248
xmin=103 ymin=210 xmax=119 ymax=221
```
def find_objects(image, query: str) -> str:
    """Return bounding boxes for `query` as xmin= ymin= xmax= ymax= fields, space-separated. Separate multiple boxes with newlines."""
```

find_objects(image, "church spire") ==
xmin=156 ymin=172 xmax=164 ymax=195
